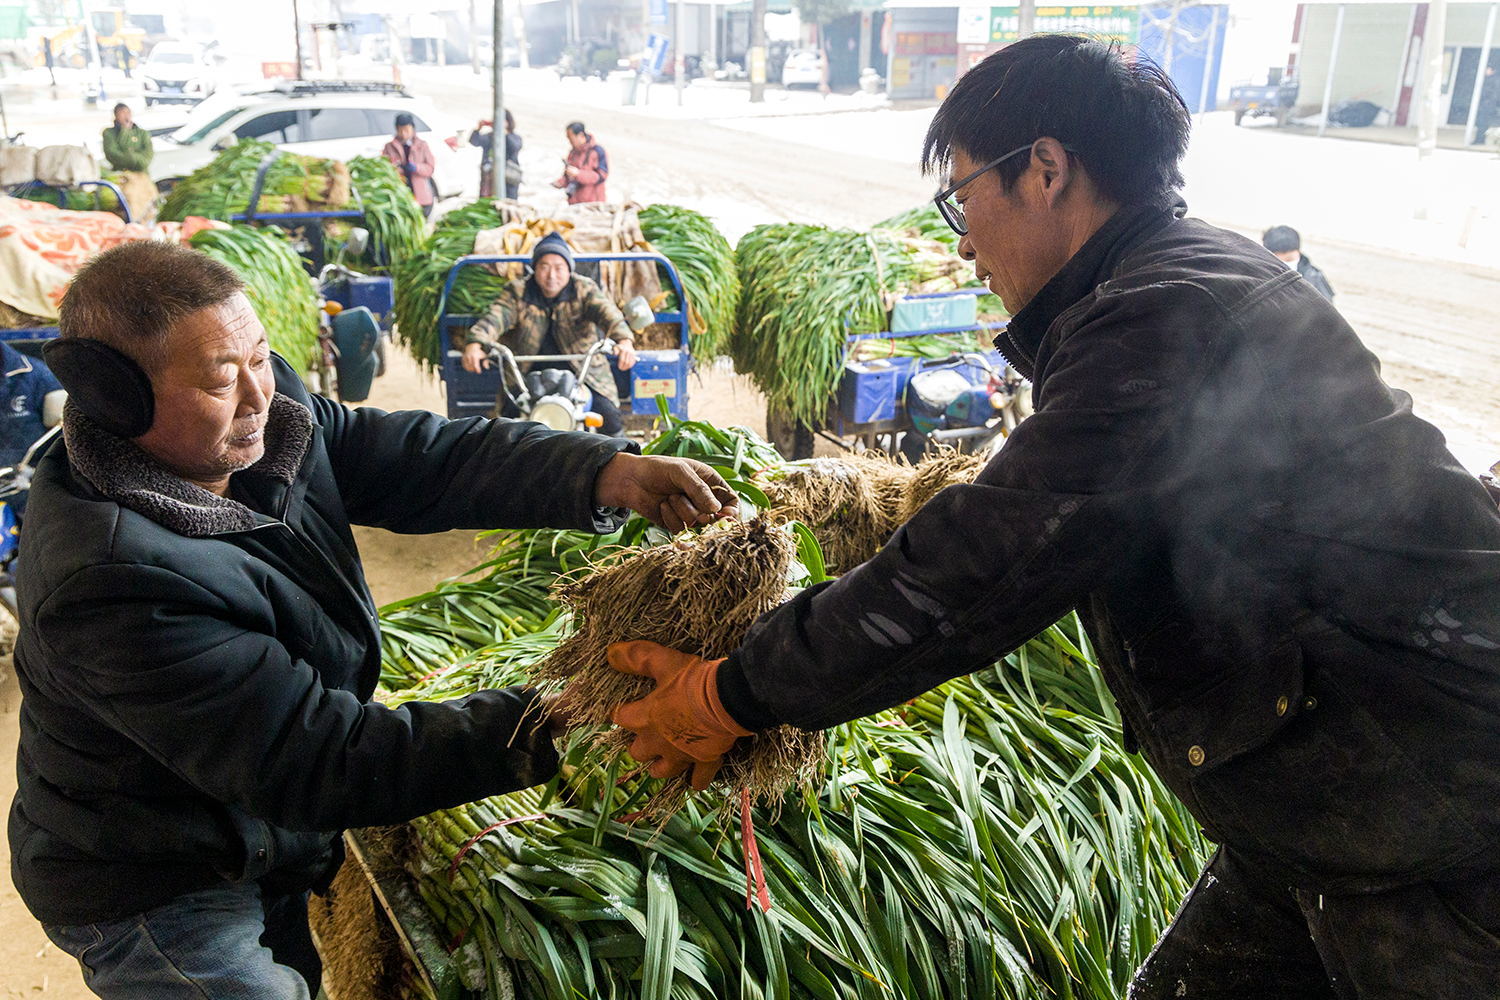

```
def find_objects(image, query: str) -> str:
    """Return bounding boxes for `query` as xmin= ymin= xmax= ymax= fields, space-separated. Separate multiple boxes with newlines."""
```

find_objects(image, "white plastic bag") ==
xmin=0 ymin=145 xmax=38 ymax=186
xmin=35 ymin=145 xmax=97 ymax=186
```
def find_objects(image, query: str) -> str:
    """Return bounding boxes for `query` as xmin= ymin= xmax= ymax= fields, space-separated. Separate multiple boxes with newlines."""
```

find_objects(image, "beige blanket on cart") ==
xmin=0 ymin=197 xmax=217 ymax=322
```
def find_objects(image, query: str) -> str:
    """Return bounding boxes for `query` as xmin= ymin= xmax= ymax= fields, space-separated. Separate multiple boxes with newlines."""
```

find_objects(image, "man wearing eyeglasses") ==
xmin=606 ymin=34 xmax=1500 ymax=998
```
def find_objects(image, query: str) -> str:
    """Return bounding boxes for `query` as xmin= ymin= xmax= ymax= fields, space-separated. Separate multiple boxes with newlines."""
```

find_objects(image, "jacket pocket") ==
xmin=222 ymin=809 xmax=337 ymax=888
xmin=1146 ymin=635 xmax=1307 ymax=775
xmin=1170 ymin=641 xmax=1483 ymax=888
xmin=222 ymin=810 xmax=275 ymax=882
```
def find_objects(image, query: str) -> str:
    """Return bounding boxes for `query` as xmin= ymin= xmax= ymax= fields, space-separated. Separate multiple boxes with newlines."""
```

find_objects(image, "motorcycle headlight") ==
xmin=529 ymin=397 xmax=575 ymax=432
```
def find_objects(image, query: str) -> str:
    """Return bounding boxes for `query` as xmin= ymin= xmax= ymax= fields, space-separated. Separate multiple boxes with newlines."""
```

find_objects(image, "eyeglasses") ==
xmin=932 ymin=142 xmax=1077 ymax=236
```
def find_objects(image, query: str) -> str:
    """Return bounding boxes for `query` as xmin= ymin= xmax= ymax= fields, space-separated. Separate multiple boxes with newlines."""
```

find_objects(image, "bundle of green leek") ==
xmin=189 ymin=224 xmax=319 ymax=371
xmin=158 ymin=139 xmax=426 ymax=272
xmin=730 ymin=222 xmax=981 ymax=429
xmin=638 ymin=204 xmax=740 ymax=358
xmin=370 ymin=413 xmax=1207 ymax=999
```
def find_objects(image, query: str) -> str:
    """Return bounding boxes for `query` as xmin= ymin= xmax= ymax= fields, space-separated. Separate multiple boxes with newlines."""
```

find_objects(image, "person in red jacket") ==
xmin=554 ymin=121 xmax=608 ymax=204
xmin=381 ymin=112 xmax=436 ymax=217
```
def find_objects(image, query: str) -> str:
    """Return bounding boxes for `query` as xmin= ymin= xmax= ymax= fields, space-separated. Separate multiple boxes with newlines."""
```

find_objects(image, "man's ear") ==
xmin=1031 ymin=137 xmax=1075 ymax=208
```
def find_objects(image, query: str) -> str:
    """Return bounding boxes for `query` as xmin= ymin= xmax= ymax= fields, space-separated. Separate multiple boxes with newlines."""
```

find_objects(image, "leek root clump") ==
xmin=763 ymin=449 xmax=986 ymax=572
xmin=535 ymin=517 xmax=824 ymax=816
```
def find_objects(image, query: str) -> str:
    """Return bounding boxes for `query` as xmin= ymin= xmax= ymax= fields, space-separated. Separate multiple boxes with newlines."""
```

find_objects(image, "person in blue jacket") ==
xmin=0 ymin=341 xmax=65 ymax=504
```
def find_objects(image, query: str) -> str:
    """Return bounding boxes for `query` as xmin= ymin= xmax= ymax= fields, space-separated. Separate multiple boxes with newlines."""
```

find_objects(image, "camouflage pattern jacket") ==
xmin=464 ymin=274 xmax=631 ymax=402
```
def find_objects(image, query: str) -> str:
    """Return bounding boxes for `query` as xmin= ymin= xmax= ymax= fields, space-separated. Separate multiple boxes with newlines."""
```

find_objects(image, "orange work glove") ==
xmin=607 ymin=641 xmax=754 ymax=791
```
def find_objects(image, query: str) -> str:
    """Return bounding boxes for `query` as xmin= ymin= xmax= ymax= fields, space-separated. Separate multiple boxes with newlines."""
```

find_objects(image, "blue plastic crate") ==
xmin=839 ymin=360 xmax=899 ymax=424
xmin=441 ymin=351 xmax=502 ymax=420
xmin=325 ymin=276 xmax=394 ymax=321
xmin=630 ymin=349 xmax=689 ymax=418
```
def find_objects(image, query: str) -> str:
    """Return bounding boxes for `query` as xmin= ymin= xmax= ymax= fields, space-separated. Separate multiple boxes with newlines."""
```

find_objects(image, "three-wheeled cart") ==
xmin=435 ymin=251 xmax=693 ymax=428
xmin=228 ymin=151 xmax=397 ymax=330
xmin=769 ymin=288 xmax=1030 ymax=460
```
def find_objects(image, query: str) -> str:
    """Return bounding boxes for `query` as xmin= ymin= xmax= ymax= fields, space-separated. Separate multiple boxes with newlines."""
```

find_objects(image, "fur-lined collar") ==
xmin=62 ymin=393 xmax=314 ymax=537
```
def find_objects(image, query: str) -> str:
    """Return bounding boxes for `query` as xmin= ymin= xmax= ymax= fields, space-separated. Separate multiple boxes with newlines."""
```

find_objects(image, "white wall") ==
xmin=1293 ymin=2 xmax=1500 ymax=115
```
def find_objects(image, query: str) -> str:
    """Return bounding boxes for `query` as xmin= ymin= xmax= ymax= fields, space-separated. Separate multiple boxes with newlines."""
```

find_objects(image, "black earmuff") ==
xmin=41 ymin=338 xmax=155 ymax=439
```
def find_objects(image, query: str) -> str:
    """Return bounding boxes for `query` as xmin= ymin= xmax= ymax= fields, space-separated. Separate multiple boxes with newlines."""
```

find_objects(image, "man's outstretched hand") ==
xmin=594 ymin=453 xmax=739 ymax=532
xmin=607 ymin=641 xmax=754 ymax=790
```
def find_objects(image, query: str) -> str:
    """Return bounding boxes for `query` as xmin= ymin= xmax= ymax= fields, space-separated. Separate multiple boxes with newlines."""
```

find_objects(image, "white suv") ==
xmin=150 ymin=81 xmax=475 ymax=200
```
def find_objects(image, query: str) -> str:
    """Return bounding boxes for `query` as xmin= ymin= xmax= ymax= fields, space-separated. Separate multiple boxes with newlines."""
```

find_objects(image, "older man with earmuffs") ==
xmin=9 ymin=240 xmax=736 ymax=998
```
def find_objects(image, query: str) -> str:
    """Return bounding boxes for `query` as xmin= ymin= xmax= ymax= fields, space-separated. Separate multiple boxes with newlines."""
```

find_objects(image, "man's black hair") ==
xmin=566 ymin=121 xmax=587 ymax=135
xmin=113 ymin=102 xmax=130 ymax=114
xmin=922 ymin=35 xmax=1190 ymax=206
xmin=1262 ymin=225 xmax=1301 ymax=253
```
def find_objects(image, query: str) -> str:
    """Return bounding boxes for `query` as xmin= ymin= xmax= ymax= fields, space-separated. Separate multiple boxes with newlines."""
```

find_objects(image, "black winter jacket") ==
xmin=9 ymin=359 xmax=632 ymax=925
xmin=718 ymin=202 xmax=1500 ymax=893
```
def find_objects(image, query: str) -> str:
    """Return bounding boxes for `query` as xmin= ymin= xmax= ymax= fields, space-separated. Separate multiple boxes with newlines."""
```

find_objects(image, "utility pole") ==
xmin=1414 ymin=0 xmax=1448 ymax=219
xmin=470 ymin=0 xmax=480 ymax=74
xmin=1161 ymin=3 xmax=1181 ymax=76
xmin=1316 ymin=3 xmax=1346 ymax=138
xmin=292 ymin=0 xmax=304 ymax=80
xmin=1195 ymin=4 xmax=1220 ymax=116
xmin=1464 ymin=2 xmax=1497 ymax=144
xmin=674 ymin=0 xmax=684 ymax=105
xmin=1017 ymin=0 xmax=1034 ymax=39
xmin=749 ymin=0 xmax=766 ymax=102
xmin=490 ymin=0 xmax=505 ymax=202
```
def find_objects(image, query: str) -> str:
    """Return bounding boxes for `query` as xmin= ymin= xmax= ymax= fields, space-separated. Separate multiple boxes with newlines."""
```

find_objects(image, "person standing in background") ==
xmin=554 ymin=122 xmax=608 ymax=204
xmin=471 ymin=109 xmax=522 ymax=201
xmin=101 ymin=103 xmax=158 ymax=220
xmin=382 ymin=113 xmax=436 ymax=217
xmin=101 ymin=103 xmax=152 ymax=173
xmin=1262 ymin=225 xmax=1335 ymax=301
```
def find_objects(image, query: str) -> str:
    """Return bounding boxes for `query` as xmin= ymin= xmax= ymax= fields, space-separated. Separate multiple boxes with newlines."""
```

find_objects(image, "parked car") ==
xmin=142 ymin=40 xmax=219 ymax=106
xmin=149 ymin=80 xmax=474 ymax=199
xmin=781 ymin=48 xmax=824 ymax=89
xmin=1229 ymin=72 xmax=1299 ymax=126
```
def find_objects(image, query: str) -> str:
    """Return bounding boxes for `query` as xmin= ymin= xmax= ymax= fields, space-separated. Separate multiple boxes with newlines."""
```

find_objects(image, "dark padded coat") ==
xmin=9 ymin=358 xmax=632 ymax=926
xmin=717 ymin=202 xmax=1500 ymax=894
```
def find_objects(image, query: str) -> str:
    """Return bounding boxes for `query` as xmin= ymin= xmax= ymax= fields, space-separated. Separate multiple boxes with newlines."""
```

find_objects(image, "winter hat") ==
xmin=532 ymin=232 xmax=574 ymax=272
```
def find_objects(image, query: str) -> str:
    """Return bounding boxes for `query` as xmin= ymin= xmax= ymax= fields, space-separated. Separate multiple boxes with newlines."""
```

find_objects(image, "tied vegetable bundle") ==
xmin=188 ymin=224 xmax=318 ymax=370
xmin=731 ymin=224 xmax=916 ymax=429
xmin=366 ymin=414 xmax=1209 ymax=1000
xmin=877 ymin=203 xmax=961 ymax=252
xmin=877 ymin=203 xmax=1011 ymax=323
xmin=731 ymin=223 xmax=978 ymax=429
xmin=344 ymin=155 xmax=428 ymax=272
xmin=638 ymin=204 xmax=739 ymax=358
xmin=536 ymin=516 xmax=828 ymax=819
xmin=159 ymin=139 xmax=351 ymax=221
xmin=391 ymin=199 xmax=512 ymax=369
xmin=158 ymin=139 xmax=425 ymax=272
